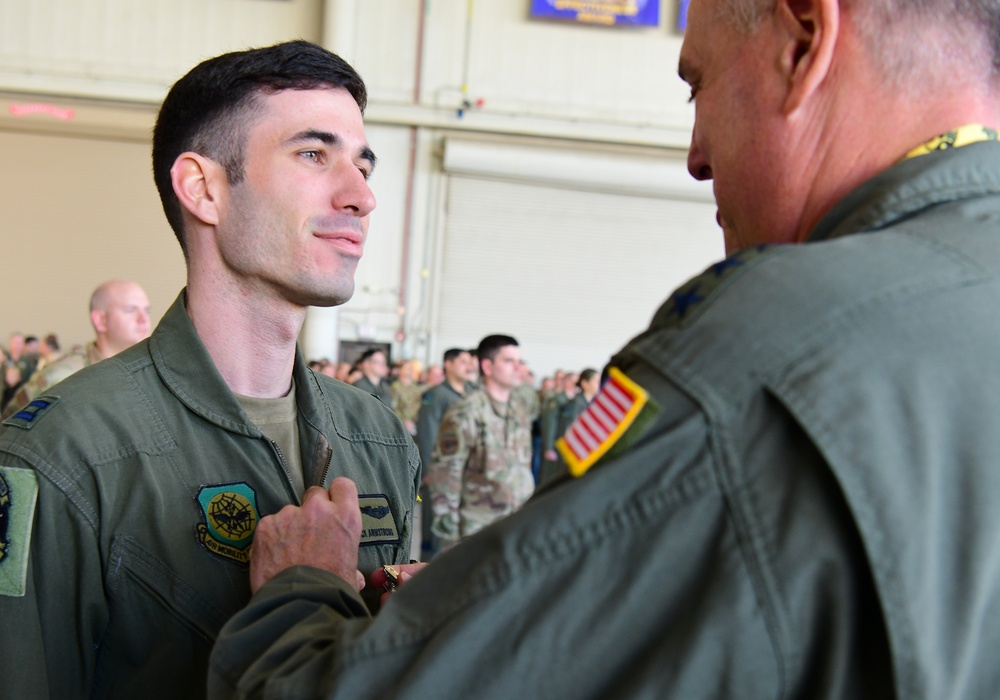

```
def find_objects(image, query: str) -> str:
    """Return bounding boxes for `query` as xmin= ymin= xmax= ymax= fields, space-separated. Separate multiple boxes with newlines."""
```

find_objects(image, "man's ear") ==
xmin=778 ymin=0 xmax=840 ymax=114
xmin=90 ymin=309 xmax=107 ymax=334
xmin=170 ymin=152 xmax=225 ymax=227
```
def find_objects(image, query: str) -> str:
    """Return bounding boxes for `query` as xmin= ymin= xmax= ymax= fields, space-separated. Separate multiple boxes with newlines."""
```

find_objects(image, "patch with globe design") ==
xmin=195 ymin=482 xmax=259 ymax=565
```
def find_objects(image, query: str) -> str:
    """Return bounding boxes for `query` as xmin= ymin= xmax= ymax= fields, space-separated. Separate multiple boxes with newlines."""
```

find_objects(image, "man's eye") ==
xmin=358 ymin=166 xmax=372 ymax=181
xmin=301 ymin=150 xmax=322 ymax=163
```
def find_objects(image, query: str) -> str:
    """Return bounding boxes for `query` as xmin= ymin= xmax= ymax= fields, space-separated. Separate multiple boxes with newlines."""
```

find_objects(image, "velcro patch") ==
xmin=0 ymin=467 xmax=38 ymax=597
xmin=195 ymin=482 xmax=259 ymax=566
xmin=359 ymin=494 xmax=400 ymax=546
xmin=438 ymin=430 xmax=459 ymax=455
xmin=2 ymin=396 xmax=60 ymax=430
xmin=556 ymin=367 xmax=656 ymax=477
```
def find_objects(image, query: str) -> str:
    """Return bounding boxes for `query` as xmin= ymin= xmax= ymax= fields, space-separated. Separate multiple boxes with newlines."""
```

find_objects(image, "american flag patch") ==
xmin=556 ymin=367 xmax=649 ymax=477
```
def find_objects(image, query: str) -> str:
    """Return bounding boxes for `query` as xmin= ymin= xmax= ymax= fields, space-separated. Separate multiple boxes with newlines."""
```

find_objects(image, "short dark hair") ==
xmin=152 ymin=40 xmax=368 ymax=254
xmin=442 ymin=347 xmax=468 ymax=364
xmin=476 ymin=335 xmax=518 ymax=371
xmin=578 ymin=368 xmax=598 ymax=387
xmin=358 ymin=348 xmax=386 ymax=364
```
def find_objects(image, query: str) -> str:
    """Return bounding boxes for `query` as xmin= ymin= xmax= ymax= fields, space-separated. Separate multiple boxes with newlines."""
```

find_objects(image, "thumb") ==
xmin=327 ymin=477 xmax=359 ymax=503
xmin=301 ymin=485 xmax=330 ymax=505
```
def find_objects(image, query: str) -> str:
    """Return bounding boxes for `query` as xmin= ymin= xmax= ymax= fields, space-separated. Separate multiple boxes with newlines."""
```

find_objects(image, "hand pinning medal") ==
xmin=382 ymin=565 xmax=401 ymax=593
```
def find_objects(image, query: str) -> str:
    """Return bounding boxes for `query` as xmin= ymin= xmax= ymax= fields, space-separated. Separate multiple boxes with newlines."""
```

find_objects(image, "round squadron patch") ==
xmin=195 ymin=482 xmax=259 ymax=565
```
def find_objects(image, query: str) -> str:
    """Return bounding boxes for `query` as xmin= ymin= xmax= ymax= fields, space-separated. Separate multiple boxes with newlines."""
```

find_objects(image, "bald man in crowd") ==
xmin=1 ymin=280 xmax=151 ymax=419
xmin=209 ymin=0 xmax=1000 ymax=696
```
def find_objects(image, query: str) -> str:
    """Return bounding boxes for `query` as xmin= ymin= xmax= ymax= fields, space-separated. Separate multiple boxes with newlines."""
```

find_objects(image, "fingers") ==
xmin=246 ymin=478 xmax=364 ymax=595
xmin=301 ymin=485 xmax=330 ymax=505
xmin=369 ymin=562 xmax=426 ymax=608
xmin=327 ymin=476 xmax=358 ymax=502
xmin=378 ymin=571 xmax=414 ymax=608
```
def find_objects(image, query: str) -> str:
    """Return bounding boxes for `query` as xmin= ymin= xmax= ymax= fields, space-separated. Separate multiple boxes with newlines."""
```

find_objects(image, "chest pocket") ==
xmin=97 ymin=536 xmax=238 ymax=697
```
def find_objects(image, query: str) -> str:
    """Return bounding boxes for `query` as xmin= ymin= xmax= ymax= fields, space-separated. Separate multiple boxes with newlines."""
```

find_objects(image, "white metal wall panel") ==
xmin=0 ymin=0 xmax=322 ymax=101
xmin=342 ymin=0 xmax=692 ymax=131
xmin=433 ymin=174 xmax=723 ymax=379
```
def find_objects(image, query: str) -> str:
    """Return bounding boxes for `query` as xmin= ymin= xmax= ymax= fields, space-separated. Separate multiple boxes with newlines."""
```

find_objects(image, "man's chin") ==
xmin=297 ymin=284 xmax=355 ymax=309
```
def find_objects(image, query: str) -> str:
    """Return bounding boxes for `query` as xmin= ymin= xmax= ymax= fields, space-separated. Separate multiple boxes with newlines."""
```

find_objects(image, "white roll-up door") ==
xmin=431 ymin=138 xmax=724 ymax=377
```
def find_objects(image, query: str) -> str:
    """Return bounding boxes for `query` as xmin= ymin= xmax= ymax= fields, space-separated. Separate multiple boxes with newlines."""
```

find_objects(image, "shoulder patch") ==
xmin=653 ymin=244 xmax=778 ymax=330
xmin=438 ymin=429 xmax=459 ymax=455
xmin=195 ymin=482 xmax=259 ymax=566
xmin=358 ymin=494 xmax=400 ymax=546
xmin=0 ymin=467 xmax=39 ymax=597
xmin=556 ymin=368 xmax=658 ymax=478
xmin=2 ymin=396 xmax=60 ymax=430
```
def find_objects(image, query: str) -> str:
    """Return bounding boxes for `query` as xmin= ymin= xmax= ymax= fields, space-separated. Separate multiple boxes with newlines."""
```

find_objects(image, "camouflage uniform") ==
xmin=390 ymin=381 xmax=424 ymax=426
xmin=510 ymin=383 xmax=540 ymax=424
xmin=1 ymin=342 xmax=103 ymax=420
xmin=1 ymin=353 xmax=39 ymax=416
xmin=428 ymin=389 xmax=533 ymax=547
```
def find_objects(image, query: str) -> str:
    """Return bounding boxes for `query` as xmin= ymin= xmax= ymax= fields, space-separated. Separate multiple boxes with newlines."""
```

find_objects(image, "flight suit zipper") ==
xmin=267 ymin=438 xmax=299 ymax=503
xmin=317 ymin=443 xmax=334 ymax=487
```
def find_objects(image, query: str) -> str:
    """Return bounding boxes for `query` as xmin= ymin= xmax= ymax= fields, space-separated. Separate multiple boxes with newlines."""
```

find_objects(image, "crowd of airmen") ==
xmin=309 ymin=343 xmax=600 ymax=556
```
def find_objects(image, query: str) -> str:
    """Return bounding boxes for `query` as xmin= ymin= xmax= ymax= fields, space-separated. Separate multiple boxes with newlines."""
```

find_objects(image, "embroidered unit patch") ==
xmin=359 ymin=494 xmax=400 ymax=546
xmin=195 ymin=482 xmax=259 ymax=565
xmin=2 ymin=396 xmax=60 ymax=430
xmin=556 ymin=367 xmax=649 ymax=478
xmin=0 ymin=467 xmax=38 ymax=597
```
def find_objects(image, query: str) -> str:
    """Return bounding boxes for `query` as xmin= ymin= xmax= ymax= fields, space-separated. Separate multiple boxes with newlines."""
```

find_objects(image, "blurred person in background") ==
xmin=1 ymin=280 xmax=152 ymax=419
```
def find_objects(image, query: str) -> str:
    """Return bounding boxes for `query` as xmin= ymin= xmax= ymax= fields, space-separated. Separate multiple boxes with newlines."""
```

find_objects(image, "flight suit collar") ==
xmin=809 ymin=141 xmax=1000 ymax=244
xmin=148 ymin=291 xmax=324 ymax=440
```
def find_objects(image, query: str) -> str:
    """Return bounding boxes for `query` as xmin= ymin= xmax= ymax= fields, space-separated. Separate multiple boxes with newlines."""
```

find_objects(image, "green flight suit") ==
xmin=209 ymin=142 xmax=1000 ymax=698
xmin=414 ymin=381 xmax=467 ymax=470
xmin=0 ymin=292 xmax=418 ymax=699
xmin=538 ymin=391 xmax=587 ymax=483
xmin=353 ymin=375 xmax=393 ymax=409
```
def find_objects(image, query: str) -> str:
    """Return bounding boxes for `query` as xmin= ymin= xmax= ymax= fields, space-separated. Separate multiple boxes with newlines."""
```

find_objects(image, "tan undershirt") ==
xmin=235 ymin=382 xmax=304 ymax=497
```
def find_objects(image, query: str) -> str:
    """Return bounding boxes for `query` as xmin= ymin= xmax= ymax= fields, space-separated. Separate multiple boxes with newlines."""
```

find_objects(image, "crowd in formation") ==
xmin=317 ymin=343 xmax=600 ymax=556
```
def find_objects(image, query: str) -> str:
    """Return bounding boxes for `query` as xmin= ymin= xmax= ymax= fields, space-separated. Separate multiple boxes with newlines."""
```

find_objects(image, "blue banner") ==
xmin=677 ymin=0 xmax=690 ymax=30
xmin=530 ymin=0 xmax=661 ymax=27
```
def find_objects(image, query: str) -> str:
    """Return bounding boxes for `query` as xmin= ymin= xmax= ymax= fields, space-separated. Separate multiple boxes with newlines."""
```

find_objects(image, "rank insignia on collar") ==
xmin=2 ymin=396 xmax=60 ymax=430
xmin=358 ymin=494 xmax=400 ymax=546
xmin=556 ymin=367 xmax=652 ymax=478
xmin=195 ymin=482 xmax=259 ymax=566
xmin=0 ymin=467 xmax=39 ymax=597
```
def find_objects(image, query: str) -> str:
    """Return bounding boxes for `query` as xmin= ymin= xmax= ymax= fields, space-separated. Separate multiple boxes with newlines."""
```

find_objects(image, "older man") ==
xmin=208 ymin=0 xmax=1000 ymax=697
xmin=0 ymin=41 xmax=418 ymax=699
xmin=1 ymin=280 xmax=151 ymax=419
